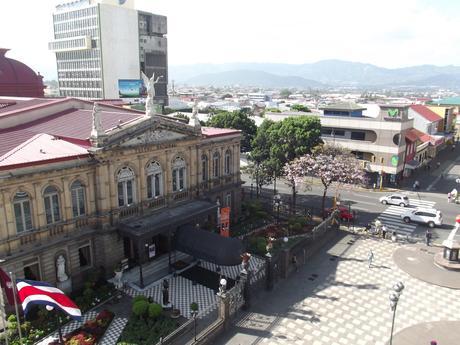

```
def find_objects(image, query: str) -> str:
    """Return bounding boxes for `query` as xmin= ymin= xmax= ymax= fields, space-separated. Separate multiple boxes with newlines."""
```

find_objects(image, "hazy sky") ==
xmin=1 ymin=0 xmax=460 ymax=80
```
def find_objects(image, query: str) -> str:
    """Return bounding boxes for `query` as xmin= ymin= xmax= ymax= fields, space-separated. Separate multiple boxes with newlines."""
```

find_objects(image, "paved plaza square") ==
xmin=219 ymin=233 xmax=460 ymax=345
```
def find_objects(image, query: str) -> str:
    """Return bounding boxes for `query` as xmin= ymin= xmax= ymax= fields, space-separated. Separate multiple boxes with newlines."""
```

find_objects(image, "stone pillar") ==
xmin=241 ymin=271 xmax=251 ymax=311
xmin=0 ymin=189 xmax=10 ymax=242
xmin=33 ymin=182 xmax=44 ymax=227
xmin=61 ymin=177 xmax=71 ymax=221
xmin=217 ymin=292 xmax=230 ymax=330
xmin=265 ymin=254 xmax=273 ymax=291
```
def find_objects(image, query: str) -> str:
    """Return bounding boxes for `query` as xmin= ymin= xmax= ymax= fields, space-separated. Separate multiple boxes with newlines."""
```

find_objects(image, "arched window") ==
xmin=13 ymin=191 xmax=33 ymax=233
xmin=201 ymin=155 xmax=208 ymax=182
xmin=44 ymin=186 xmax=61 ymax=224
xmin=212 ymin=152 xmax=220 ymax=178
xmin=146 ymin=161 xmax=163 ymax=198
xmin=224 ymin=149 xmax=232 ymax=175
xmin=71 ymin=180 xmax=86 ymax=217
xmin=117 ymin=167 xmax=136 ymax=207
xmin=172 ymin=157 xmax=186 ymax=192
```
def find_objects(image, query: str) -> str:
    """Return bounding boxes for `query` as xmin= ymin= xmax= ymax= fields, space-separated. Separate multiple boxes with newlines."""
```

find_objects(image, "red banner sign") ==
xmin=220 ymin=207 xmax=230 ymax=237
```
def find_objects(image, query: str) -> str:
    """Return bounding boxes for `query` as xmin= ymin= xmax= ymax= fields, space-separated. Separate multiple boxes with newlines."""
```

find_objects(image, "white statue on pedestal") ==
xmin=141 ymin=71 xmax=163 ymax=117
xmin=90 ymin=103 xmax=104 ymax=138
xmin=191 ymin=99 xmax=201 ymax=129
xmin=56 ymin=255 xmax=69 ymax=282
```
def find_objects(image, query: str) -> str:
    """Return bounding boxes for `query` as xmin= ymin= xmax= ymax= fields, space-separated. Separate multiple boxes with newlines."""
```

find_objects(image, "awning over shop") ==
xmin=405 ymin=159 xmax=421 ymax=170
xmin=118 ymin=200 xmax=217 ymax=240
xmin=174 ymin=224 xmax=243 ymax=266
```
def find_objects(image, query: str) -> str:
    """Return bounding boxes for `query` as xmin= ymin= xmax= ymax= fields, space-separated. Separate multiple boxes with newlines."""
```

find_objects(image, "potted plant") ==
xmin=171 ymin=304 xmax=181 ymax=319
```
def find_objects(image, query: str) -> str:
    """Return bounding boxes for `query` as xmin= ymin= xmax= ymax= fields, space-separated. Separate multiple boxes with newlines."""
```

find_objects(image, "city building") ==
xmin=0 ymin=97 xmax=241 ymax=290
xmin=319 ymin=104 xmax=413 ymax=186
xmin=49 ymin=0 xmax=168 ymax=105
xmin=0 ymin=48 xmax=45 ymax=97
xmin=408 ymin=105 xmax=445 ymax=155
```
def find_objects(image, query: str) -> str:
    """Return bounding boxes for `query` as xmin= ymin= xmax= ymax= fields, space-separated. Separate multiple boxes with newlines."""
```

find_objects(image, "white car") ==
xmin=400 ymin=208 xmax=442 ymax=228
xmin=379 ymin=194 xmax=410 ymax=207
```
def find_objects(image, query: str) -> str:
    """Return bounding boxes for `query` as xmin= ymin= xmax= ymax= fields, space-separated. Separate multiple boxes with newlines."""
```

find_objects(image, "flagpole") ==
xmin=0 ymin=287 xmax=9 ymax=345
xmin=8 ymin=272 xmax=22 ymax=343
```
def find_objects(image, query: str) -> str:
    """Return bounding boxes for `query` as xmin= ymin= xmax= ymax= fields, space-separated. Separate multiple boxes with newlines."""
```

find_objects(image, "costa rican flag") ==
xmin=16 ymin=279 xmax=82 ymax=321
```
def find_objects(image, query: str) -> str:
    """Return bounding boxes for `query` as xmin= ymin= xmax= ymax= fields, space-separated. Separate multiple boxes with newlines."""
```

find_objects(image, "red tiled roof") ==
xmin=201 ymin=127 xmax=241 ymax=138
xmin=0 ymin=105 xmax=143 ymax=158
xmin=0 ymin=133 xmax=89 ymax=170
xmin=410 ymin=105 xmax=443 ymax=122
xmin=406 ymin=128 xmax=430 ymax=142
xmin=405 ymin=130 xmax=418 ymax=142
xmin=0 ymin=97 xmax=65 ymax=116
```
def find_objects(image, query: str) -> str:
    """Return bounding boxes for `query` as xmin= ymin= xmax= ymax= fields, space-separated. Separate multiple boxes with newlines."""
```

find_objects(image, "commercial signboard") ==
xmin=118 ymin=79 xmax=147 ymax=98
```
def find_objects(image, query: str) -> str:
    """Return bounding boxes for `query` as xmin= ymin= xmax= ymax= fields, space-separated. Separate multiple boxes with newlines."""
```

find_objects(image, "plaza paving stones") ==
xmin=35 ymin=311 xmax=98 ymax=345
xmin=222 ymin=234 xmax=460 ymax=345
xmin=125 ymin=275 xmax=218 ymax=319
xmin=99 ymin=317 xmax=129 ymax=345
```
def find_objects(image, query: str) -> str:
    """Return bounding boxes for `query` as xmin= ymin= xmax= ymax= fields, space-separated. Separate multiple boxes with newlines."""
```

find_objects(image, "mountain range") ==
xmin=169 ymin=60 xmax=460 ymax=89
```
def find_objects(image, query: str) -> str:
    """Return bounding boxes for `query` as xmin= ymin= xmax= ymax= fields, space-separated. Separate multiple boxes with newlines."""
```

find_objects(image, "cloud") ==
xmin=0 ymin=0 xmax=459 ymax=81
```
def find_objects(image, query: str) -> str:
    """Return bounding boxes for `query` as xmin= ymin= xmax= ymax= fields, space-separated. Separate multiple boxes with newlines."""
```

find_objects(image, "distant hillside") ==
xmin=185 ymin=70 xmax=325 ymax=88
xmin=170 ymin=60 xmax=460 ymax=89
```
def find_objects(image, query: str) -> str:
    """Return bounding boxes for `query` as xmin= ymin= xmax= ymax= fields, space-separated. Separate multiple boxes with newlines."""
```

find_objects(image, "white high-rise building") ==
xmin=49 ymin=0 xmax=168 ymax=105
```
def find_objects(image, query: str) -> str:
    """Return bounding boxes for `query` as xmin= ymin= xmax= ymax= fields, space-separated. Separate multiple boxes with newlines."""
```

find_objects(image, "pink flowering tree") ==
xmin=283 ymin=158 xmax=309 ymax=213
xmin=286 ymin=146 xmax=366 ymax=216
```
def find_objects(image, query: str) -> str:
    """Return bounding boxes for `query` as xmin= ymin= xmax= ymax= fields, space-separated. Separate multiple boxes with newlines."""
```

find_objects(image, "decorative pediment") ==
xmin=120 ymin=129 xmax=187 ymax=147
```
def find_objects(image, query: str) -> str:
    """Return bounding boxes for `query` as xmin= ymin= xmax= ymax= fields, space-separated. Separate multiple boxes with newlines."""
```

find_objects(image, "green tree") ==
xmin=173 ymin=112 xmax=190 ymax=124
xmin=250 ymin=116 xmax=322 ymax=201
xmin=268 ymin=116 xmax=322 ymax=173
xmin=280 ymin=89 xmax=292 ymax=98
xmin=242 ymin=161 xmax=273 ymax=197
xmin=206 ymin=110 xmax=257 ymax=152
xmin=291 ymin=104 xmax=311 ymax=112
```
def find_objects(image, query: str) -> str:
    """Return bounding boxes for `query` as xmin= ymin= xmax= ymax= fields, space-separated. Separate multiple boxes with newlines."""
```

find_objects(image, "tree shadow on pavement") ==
xmin=330 ymin=280 xmax=380 ymax=290
xmin=285 ymin=307 xmax=321 ymax=323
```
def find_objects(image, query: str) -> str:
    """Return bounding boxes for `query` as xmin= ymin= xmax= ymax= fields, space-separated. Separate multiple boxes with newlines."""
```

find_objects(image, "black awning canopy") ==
xmin=118 ymin=200 xmax=217 ymax=241
xmin=175 ymin=225 xmax=243 ymax=266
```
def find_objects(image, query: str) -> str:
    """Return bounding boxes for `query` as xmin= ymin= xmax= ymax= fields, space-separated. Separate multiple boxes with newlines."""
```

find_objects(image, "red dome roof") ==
xmin=0 ymin=48 xmax=45 ymax=97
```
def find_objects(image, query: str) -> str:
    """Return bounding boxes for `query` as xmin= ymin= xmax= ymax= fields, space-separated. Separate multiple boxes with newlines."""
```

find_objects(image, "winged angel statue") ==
xmin=141 ymin=71 xmax=163 ymax=117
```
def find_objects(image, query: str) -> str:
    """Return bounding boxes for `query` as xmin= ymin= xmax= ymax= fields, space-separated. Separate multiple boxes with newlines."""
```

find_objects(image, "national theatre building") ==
xmin=0 ymin=96 xmax=242 ymax=290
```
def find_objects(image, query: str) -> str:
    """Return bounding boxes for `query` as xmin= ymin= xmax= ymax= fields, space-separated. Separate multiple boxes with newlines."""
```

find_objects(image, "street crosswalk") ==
xmin=377 ymin=198 xmax=437 ymax=236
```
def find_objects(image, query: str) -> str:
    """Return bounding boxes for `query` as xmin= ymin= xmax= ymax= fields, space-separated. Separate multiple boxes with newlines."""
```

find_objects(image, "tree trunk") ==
xmin=292 ymin=184 xmax=296 ymax=215
xmin=322 ymin=186 xmax=328 ymax=219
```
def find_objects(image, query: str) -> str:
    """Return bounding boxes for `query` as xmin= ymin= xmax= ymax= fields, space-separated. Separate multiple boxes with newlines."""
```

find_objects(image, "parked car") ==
xmin=379 ymin=193 xmax=410 ymax=207
xmin=326 ymin=206 xmax=354 ymax=221
xmin=400 ymin=207 xmax=442 ymax=228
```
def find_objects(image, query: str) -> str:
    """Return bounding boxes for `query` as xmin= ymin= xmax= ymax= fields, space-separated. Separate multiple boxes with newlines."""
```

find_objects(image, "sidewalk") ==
xmin=398 ymin=144 xmax=459 ymax=192
xmin=392 ymin=243 xmax=460 ymax=289
xmin=389 ymin=321 xmax=460 ymax=345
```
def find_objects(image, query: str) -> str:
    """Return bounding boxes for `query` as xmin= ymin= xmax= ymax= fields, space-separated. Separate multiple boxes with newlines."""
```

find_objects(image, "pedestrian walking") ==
xmin=425 ymin=229 xmax=432 ymax=246
xmin=373 ymin=182 xmax=376 ymax=190
xmin=367 ymin=250 xmax=374 ymax=268
xmin=381 ymin=225 xmax=387 ymax=239
xmin=292 ymin=255 xmax=298 ymax=272
xmin=391 ymin=231 xmax=397 ymax=242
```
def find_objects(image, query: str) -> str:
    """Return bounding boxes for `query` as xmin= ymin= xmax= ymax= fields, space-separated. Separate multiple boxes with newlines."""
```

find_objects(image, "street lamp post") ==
xmin=46 ymin=305 xmax=64 ymax=345
xmin=273 ymin=194 xmax=282 ymax=224
xmin=389 ymin=281 xmax=405 ymax=345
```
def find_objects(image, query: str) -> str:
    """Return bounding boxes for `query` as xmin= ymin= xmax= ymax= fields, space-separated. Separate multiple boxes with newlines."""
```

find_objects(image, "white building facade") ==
xmin=49 ymin=0 xmax=168 ymax=104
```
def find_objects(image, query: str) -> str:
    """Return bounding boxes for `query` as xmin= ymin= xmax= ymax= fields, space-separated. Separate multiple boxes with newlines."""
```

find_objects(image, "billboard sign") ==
xmin=118 ymin=79 xmax=147 ymax=98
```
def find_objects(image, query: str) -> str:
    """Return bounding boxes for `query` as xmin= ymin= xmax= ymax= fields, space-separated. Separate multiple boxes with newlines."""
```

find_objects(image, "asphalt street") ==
xmin=242 ymin=146 xmax=460 ymax=244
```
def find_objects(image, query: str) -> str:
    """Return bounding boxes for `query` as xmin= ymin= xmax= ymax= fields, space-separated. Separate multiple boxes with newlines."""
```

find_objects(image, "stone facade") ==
xmin=0 ymin=105 xmax=242 ymax=291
